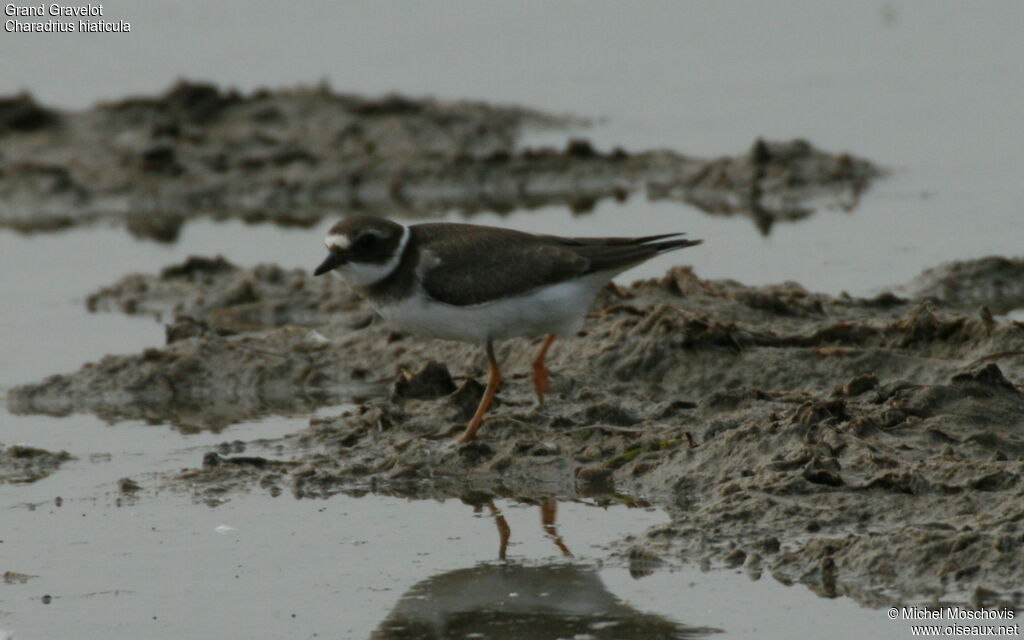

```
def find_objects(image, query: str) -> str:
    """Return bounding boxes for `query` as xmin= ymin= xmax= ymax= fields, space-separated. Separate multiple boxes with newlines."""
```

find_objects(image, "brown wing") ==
xmin=414 ymin=223 xmax=589 ymax=306
xmin=413 ymin=223 xmax=700 ymax=306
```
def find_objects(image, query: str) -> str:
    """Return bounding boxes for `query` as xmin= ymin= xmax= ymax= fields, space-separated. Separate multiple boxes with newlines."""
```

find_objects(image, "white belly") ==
xmin=374 ymin=273 xmax=610 ymax=344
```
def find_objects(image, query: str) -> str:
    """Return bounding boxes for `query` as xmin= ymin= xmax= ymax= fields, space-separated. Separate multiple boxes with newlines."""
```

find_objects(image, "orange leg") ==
xmin=540 ymin=498 xmax=573 ymax=558
xmin=532 ymin=334 xmax=556 ymax=404
xmin=457 ymin=339 xmax=501 ymax=443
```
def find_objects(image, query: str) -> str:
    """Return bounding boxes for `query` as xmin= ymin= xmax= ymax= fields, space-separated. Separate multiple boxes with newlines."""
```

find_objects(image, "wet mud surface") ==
xmin=8 ymin=253 xmax=1024 ymax=609
xmin=0 ymin=82 xmax=879 ymax=241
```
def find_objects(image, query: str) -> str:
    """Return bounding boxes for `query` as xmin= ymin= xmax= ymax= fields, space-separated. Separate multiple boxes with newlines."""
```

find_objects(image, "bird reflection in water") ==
xmin=482 ymin=498 xmax=572 ymax=561
xmin=370 ymin=498 xmax=719 ymax=639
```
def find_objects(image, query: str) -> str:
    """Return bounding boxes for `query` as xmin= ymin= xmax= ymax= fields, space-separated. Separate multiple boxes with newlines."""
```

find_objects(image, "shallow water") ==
xmin=2 ymin=458 xmax=668 ymax=638
xmin=3 ymin=2 xmax=1023 ymax=638
xmin=1 ymin=409 xmax=917 ymax=639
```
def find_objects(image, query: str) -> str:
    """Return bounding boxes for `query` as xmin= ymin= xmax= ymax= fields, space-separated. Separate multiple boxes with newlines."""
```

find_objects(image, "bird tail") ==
xmin=570 ymin=233 xmax=703 ymax=275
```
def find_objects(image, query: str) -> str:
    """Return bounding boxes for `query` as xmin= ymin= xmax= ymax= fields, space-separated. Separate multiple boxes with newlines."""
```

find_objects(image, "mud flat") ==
xmin=0 ymin=82 xmax=878 ymax=240
xmin=8 ymin=253 xmax=1024 ymax=609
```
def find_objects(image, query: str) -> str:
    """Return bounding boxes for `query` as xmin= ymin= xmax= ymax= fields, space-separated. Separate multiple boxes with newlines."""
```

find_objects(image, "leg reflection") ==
xmin=541 ymin=498 xmax=573 ymax=558
xmin=485 ymin=500 xmax=511 ymax=561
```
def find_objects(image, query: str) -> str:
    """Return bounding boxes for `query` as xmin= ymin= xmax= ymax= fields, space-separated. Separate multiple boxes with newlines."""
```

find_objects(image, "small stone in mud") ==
xmin=345 ymin=314 xmax=374 ymax=330
xmin=445 ymin=378 xmax=485 ymax=421
xmin=627 ymin=547 xmax=664 ymax=579
xmin=118 ymin=478 xmax=142 ymax=494
xmin=125 ymin=211 xmax=186 ymax=243
xmin=842 ymin=373 xmax=878 ymax=397
xmin=529 ymin=442 xmax=561 ymax=456
xmin=755 ymin=537 xmax=781 ymax=555
xmin=576 ymin=403 xmax=638 ymax=427
xmin=724 ymin=549 xmax=747 ymax=568
xmin=165 ymin=316 xmax=217 ymax=343
xmin=456 ymin=440 xmax=493 ymax=462
xmin=140 ymin=142 xmax=180 ymax=174
xmin=217 ymin=440 xmax=247 ymax=455
xmin=565 ymin=138 xmax=597 ymax=158
xmin=214 ymin=280 xmax=260 ymax=308
xmin=575 ymin=466 xmax=615 ymax=490
xmin=203 ymin=452 xmax=274 ymax=469
xmin=802 ymin=457 xmax=844 ymax=487
xmin=951 ymin=363 xmax=1018 ymax=393
xmin=391 ymin=360 xmax=456 ymax=401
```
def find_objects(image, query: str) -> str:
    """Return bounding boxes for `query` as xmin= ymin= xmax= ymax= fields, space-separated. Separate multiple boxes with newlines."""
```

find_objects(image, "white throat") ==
xmin=336 ymin=224 xmax=410 ymax=287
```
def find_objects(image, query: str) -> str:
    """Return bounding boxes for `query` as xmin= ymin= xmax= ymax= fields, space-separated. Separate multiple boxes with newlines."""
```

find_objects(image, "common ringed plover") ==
xmin=314 ymin=216 xmax=701 ymax=443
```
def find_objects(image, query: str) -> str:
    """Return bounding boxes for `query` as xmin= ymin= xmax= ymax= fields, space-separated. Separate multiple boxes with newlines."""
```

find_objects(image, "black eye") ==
xmin=355 ymin=234 xmax=376 ymax=250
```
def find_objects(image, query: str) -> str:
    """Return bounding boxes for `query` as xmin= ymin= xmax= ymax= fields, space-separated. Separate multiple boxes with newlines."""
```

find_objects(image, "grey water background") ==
xmin=2 ymin=2 xmax=1022 ymax=638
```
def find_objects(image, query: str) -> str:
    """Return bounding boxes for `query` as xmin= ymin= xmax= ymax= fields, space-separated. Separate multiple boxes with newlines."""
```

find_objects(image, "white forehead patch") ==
xmin=325 ymin=233 xmax=350 ymax=250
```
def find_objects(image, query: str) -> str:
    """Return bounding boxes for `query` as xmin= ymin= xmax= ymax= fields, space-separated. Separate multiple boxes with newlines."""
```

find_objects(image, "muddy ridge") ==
xmin=7 ymin=253 xmax=1024 ymax=608
xmin=0 ymin=82 xmax=879 ymax=241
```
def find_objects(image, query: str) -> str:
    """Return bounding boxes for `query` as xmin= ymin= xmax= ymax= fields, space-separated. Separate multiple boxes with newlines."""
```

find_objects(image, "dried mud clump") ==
xmin=85 ymin=254 xmax=367 ymax=330
xmin=0 ymin=444 xmax=73 ymax=484
xmin=9 ymin=254 xmax=1024 ymax=607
